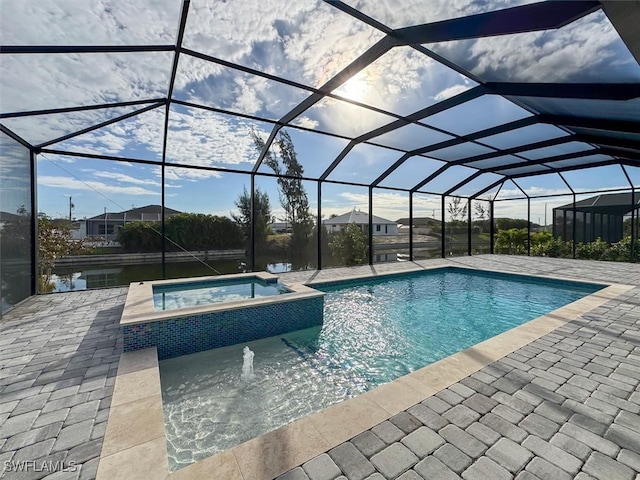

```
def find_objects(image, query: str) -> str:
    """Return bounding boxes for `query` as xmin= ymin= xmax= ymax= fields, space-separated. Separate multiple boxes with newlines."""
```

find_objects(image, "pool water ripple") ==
xmin=159 ymin=268 xmax=601 ymax=470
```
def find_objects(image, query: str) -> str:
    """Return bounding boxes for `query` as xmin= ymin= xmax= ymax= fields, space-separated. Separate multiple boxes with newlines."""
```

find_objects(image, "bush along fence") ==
xmin=117 ymin=213 xmax=244 ymax=252
xmin=495 ymin=229 xmax=639 ymax=262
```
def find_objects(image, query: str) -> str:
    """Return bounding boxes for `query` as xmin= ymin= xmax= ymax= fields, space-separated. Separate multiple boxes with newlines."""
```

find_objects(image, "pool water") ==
xmin=159 ymin=268 xmax=602 ymax=470
xmin=152 ymin=278 xmax=290 ymax=311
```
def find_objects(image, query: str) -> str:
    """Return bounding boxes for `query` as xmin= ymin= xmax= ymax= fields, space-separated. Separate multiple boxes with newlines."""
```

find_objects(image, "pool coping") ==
xmin=96 ymin=264 xmax=635 ymax=480
xmin=120 ymin=271 xmax=321 ymax=325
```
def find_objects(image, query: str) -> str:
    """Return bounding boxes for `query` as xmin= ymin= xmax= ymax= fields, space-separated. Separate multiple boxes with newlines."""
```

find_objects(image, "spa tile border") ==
xmin=121 ymin=272 xmax=320 ymax=326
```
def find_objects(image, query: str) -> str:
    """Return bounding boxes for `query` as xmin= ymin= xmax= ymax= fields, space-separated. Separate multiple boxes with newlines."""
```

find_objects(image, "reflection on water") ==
xmin=48 ymin=247 xmax=435 ymax=292
xmin=49 ymin=256 xmax=320 ymax=292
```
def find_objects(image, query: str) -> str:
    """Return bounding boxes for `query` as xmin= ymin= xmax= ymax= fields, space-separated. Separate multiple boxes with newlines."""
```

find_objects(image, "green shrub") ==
xmin=530 ymin=235 xmax=638 ymax=262
xmin=575 ymin=237 xmax=608 ymax=260
xmin=606 ymin=236 xmax=640 ymax=262
xmin=531 ymin=236 xmax=572 ymax=258
xmin=329 ymin=223 xmax=368 ymax=266
xmin=117 ymin=214 xmax=244 ymax=252
xmin=495 ymin=228 xmax=528 ymax=254
xmin=117 ymin=221 xmax=161 ymax=252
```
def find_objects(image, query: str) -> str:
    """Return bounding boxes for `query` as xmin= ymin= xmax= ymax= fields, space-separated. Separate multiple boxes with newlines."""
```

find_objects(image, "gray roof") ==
xmin=323 ymin=210 xmax=395 ymax=225
xmin=87 ymin=204 xmax=182 ymax=221
xmin=556 ymin=193 xmax=640 ymax=214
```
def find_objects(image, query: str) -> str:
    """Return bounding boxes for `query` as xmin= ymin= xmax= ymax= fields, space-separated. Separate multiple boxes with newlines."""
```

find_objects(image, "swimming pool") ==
xmin=159 ymin=267 xmax=602 ymax=470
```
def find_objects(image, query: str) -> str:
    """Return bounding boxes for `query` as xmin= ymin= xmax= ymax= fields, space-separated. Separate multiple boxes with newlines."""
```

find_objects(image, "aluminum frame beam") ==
xmin=391 ymin=1 xmax=600 ymax=45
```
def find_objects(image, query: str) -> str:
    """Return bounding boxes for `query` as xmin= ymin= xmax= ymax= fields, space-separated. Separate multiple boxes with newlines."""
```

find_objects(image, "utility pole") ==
xmin=104 ymin=207 xmax=107 ymax=244
xmin=68 ymin=196 xmax=74 ymax=222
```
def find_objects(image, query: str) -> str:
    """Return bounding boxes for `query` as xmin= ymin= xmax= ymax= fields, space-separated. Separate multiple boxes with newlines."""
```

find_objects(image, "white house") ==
xmin=323 ymin=209 xmax=398 ymax=236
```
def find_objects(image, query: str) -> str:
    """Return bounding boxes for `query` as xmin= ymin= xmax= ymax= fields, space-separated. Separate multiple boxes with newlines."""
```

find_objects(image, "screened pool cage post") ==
xmin=30 ymin=150 xmax=37 ymax=295
xmin=409 ymin=192 xmax=414 ymax=261
xmin=527 ymin=197 xmax=531 ymax=256
xmin=317 ymin=181 xmax=322 ymax=270
xmin=160 ymin=100 xmax=172 ymax=280
xmin=161 ymin=163 xmax=166 ymax=279
xmin=368 ymin=187 xmax=374 ymax=266
xmin=558 ymin=173 xmax=576 ymax=259
xmin=467 ymin=198 xmax=472 ymax=256
xmin=250 ymin=174 xmax=256 ymax=272
xmin=441 ymin=195 xmax=446 ymax=258
xmin=490 ymin=201 xmax=495 ymax=254
xmin=572 ymin=192 xmax=577 ymax=259
xmin=511 ymin=179 xmax=530 ymax=256
xmin=621 ymin=165 xmax=636 ymax=262
xmin=634 ymin=187 xmax=638 ymax=262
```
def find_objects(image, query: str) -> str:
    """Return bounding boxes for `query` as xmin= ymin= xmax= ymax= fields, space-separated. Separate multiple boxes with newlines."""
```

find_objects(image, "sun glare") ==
xmin=334 ymin=73 xmax=370 ymax=102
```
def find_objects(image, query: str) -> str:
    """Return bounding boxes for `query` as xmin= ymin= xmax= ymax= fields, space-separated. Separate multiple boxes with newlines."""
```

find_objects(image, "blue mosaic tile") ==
xmin=123 ymin=296 xmax=324 ymax=360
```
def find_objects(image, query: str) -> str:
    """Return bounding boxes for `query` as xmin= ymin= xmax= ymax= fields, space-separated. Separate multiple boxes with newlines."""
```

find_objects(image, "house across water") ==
xmin=323 ymin=208 xmax=398 ymax=236
xmin=85 ymin=205 xmax=182 ymax=242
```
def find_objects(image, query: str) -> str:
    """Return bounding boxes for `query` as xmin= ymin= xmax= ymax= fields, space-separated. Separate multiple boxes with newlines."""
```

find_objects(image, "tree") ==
xmin=474 ymin=202 xmax=487 ymax=221
xmin=38 ymin=214 xmax=92 ymax=292
xmin=1 ymin=206 xmax=32 ymax=304
xmin=496 ymin=218 xmax=532 ymax=230
xmin=472 ymin=201 xmax=489 ymax=233
xmin=447 ymin=197 xmax=467 ymax=221
xmin=252 ymin=130 xmax=314 ymax=255
xmin=0 ymin=205 xmax=30 ymax=258
xmin=231 ymin=186 xmax=272 ymax=245
xmin=329 ymin=222 xmax=368 ymax=266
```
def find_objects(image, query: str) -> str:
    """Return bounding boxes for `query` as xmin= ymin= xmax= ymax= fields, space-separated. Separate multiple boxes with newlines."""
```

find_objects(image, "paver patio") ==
xmin=1 ymin=256 xmax=639 ymax=479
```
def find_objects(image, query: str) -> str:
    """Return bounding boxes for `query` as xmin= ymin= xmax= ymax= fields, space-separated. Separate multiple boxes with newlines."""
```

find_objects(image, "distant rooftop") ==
xmin=324 ymin=209 xmax=395 ymax=225
xmin=556 ymin=192 xmax=640 ymax=214
xmin=87 ymin=205 xmax=182 ymax=221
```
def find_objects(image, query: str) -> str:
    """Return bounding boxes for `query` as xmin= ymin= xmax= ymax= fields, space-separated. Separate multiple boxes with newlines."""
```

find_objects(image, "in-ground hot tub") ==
xmin=121 ymin=272 xmax=324 ymax=359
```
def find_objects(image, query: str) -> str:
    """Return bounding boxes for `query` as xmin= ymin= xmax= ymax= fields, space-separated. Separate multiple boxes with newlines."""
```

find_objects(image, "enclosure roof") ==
xmin=556 ymin=192 xmax=640 ymax=213
xmin=1 ymin=0 xmax=639 ymax=199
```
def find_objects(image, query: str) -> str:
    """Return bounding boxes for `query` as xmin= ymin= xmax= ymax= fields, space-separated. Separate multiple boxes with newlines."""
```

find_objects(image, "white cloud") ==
xmin=292 ymin=116 xmax=319 ymax=129
xmin=46 ymin=106 xmax=268 ymax=171
xmin=434 ymin=84 xmax=471 ymax=101
xmin=2 ymin=0 xmax=632 ymax=214
xmin=92 ymin=171 xmax=161 ymax=186
xmin=0 ymin=52 xmax=172 ymax=114
xmin=38 ymin=175 xmax=158 ymax=196
xmin=430 ymin=10 xmax=633 ymax=83
xmin=164 ymin=166 xmax=222 ymax=180
xmin=0 ymin=0 xmax=181 ymax=46
xmin=503 ymin=186 xmax=570 ymax=198
xmin=165 ymin=108 xmax=267 ymax=168
xmin=342 ymin=0 xmax=538 ymax=30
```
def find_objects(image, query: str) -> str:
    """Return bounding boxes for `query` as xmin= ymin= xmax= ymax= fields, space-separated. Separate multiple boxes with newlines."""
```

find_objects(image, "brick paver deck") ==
xmin=0 ymin=288 xmax=127 ymax=480
xmin=1 ymin=256 xmax=639 ymax=480
xmin=279 ymin=256 xmax=640 ymax=480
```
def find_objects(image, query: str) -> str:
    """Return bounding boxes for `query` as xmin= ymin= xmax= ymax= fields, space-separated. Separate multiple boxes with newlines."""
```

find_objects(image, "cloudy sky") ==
xmin=1 ymin=0 xmax=639 ymax=222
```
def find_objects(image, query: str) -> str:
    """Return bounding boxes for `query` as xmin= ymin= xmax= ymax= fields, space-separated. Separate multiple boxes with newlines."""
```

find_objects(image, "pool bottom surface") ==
xmin=159 ymin=268 xmax=602 ymax=470
xmin=160 ymin=330 xmax=349 ymax=469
